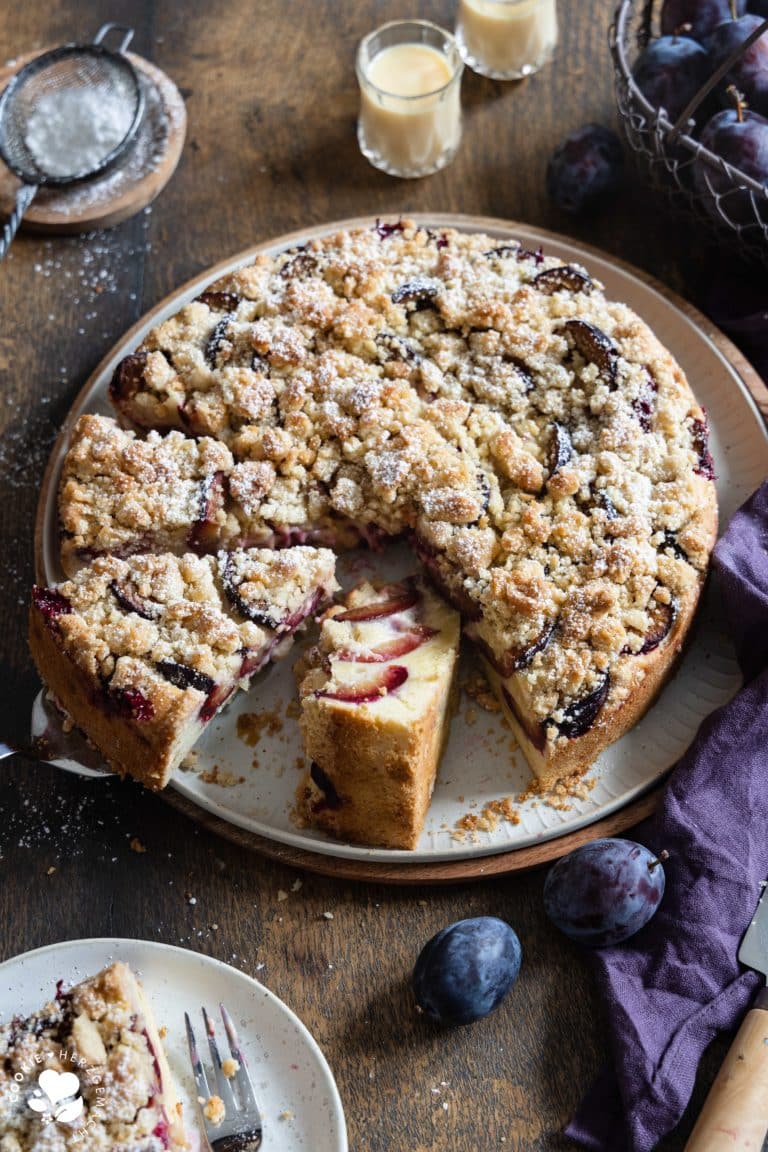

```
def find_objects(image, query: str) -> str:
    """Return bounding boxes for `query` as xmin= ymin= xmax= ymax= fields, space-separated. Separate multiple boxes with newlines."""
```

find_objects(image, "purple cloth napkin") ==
xmin=566 ymin=479 xmax=768 ymax=1152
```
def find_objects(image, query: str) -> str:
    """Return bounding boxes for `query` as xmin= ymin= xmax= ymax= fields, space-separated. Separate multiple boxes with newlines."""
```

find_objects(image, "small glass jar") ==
xmin=356 ymin=20 xmax=463 ymax=179
xmin=456 ymin=0 xmax=558 ymax=81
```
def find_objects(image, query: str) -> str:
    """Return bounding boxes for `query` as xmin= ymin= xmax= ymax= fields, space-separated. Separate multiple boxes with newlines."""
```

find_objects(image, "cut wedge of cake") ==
xmin=297 ymin=576 xmax=460 ymax=849
xmin=0 ymin=962 xmax=187 ymax=1150
xmin=29 ymin=547 xmax=337 ymax=789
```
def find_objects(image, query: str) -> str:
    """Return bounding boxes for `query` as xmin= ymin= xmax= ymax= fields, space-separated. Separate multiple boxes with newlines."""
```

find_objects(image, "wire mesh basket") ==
xmin=610 ymin=0 xmax=768 ymax=267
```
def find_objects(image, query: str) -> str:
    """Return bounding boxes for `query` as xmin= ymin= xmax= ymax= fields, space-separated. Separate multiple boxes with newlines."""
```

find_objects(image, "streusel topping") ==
xmin=34 ymin=548 xmax=337 ymax=725
xmin=77 ymin=220 xmax=716 ymax=734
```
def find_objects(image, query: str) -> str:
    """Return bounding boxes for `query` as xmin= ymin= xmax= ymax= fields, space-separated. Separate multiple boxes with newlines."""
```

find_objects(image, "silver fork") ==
xmin=185 ymin=1003 xmax=263 ymax=1152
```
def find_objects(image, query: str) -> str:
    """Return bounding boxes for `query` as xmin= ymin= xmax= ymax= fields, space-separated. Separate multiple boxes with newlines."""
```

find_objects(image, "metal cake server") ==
xmin=685 ymin=884 xmax=768 ymax=1151
xmin=0 ymin=690 xmax=112 ymax=778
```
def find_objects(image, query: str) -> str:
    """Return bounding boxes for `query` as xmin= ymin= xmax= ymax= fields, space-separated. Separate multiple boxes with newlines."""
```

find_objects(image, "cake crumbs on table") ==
xmin=129 ymin=837 xmax=147 ymax=853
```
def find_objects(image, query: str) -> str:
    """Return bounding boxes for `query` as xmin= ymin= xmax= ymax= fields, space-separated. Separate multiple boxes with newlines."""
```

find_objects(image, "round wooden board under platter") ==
xmin=0 ymin=50 xmax=186 ymax=234
xmin=33 ymin=214 xmax=768 ymax=884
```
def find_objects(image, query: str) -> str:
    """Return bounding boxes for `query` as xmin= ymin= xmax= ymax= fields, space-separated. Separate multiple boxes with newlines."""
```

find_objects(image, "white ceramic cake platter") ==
xmin=0 ymin=937 xmax=348 ymax=1152
xmin=34 ymin=215 xmax=768 ymax=874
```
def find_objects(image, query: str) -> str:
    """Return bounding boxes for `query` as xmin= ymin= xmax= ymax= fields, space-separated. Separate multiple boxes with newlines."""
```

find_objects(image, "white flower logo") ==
xmin=27 ymin=1068 xmax=84 ymax=1124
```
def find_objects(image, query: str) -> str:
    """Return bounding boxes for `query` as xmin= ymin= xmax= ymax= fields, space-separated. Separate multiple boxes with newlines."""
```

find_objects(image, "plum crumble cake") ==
xmin=0 ymin=962 xmax=187 ymax=1150
xmin=54 ymin=218 xmax=717 ymax=793
xmin=30 ymin=547 xmax=337 ymax=788
xmin=297 ymin=577 xmax=460 ymax=849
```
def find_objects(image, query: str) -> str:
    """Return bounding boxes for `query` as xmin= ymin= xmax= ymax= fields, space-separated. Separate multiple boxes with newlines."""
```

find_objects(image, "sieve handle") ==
xmin=0 ymin=181 xmax=37 ymax=263
xmin=92 ymin=23 xmax=135 ymax=55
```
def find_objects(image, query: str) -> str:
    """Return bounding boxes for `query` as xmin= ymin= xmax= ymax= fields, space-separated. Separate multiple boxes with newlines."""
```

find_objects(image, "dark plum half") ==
xmin=548 ymin=422 xmax=573 ymax=475
xmin=196 ymin=290 xmax=241 ymax=312
xmin=391 ymin=277 xmax=441 ymax=310
xmin=188 ymin=472 xmax=227 ymax=552
xmin=469 ymin=619 xmax=555 ymax=678
xmin=156 ymin=660 xmax=215 ymax=695
xmin=533 ymin=266 xmax=593 ymax=295
xmin=109 ymin=350 xmax=149 ymax=404
xmin=551 ymin=675 xmax=610 ymax=739
xmin=563 ymin=319 xmax=619 ymax=384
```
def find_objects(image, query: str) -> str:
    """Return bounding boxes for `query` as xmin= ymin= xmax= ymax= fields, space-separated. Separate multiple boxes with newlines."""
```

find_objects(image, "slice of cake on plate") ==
xmin=0 ymin=961 xmax=187 ymax=1150
xmin=29 ymin=547 xmax=338 ymax=789
xmin=296 ymin=576 xmax=460 ymax=849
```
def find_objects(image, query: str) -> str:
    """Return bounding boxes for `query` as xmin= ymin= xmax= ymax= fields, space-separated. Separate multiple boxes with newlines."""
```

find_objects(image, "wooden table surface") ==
xmin=0 ymin=2 xmax=753 ymax=1149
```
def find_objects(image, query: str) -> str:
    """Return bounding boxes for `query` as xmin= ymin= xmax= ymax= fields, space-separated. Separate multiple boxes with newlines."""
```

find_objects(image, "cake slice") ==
xmin=297 ymin=576 xmax=460 ymax=849
xmin=0 ymin=962 xmax=187 ymax=1150
xmin=29 ymin=547 xmax=338 ymax=789
xmin=58 ymin=413 xmax=367 ymax=577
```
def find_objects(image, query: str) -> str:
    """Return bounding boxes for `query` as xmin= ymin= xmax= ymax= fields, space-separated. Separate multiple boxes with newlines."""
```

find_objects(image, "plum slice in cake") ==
xmin=297 ymin=576 xmax=460 ymax=849
xmin=0 ymin=962 xmax=187 ymax=1150
xmin=29 ymin=547 xmax=338 ymax=789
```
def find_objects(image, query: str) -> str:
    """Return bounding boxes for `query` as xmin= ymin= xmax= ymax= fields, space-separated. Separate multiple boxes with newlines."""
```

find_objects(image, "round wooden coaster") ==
xmin=0 ymin=51 xmax=186 ymax=234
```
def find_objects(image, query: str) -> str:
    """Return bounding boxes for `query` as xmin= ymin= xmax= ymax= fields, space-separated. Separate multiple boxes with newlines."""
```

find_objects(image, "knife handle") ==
xmin=684 ymin=991 xmax=768 ymax=1152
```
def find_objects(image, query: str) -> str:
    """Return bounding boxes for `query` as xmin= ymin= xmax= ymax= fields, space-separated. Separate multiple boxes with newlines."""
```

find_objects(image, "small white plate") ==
xmin=0 ymin=938 xmax=348 ymax=1152
xmin=37 ymin=215 xmax=768 ymax=866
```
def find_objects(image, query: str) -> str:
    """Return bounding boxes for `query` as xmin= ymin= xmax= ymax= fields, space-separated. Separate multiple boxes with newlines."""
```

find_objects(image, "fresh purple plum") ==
xmin=634 ymin=35 xmax=710 ymax=121
xmin=706 ymin=14 xmax=768 ymax=114
xmin=661 ymin=0 xmax=746 ymax=39
xmin=543 ymin=838 xmax=666 ymax=947
xmin=413 ymin=917 xmax=522 ymax=1026
xmin=693 ymin=100 xmax=768 ymax=224
xmin=546 ymin=124 xmax=624 ymax=215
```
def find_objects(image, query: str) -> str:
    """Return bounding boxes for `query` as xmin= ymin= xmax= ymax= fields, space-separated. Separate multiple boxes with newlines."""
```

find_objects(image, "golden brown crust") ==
xmin=29 ymin=549 xmax=338 ymax=789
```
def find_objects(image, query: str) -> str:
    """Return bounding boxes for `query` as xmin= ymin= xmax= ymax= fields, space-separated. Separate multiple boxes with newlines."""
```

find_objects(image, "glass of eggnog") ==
xmin=456 ymin=0 xmax=558 ymax=80
xmin=356 ymin=20 xmax=463 ymax=179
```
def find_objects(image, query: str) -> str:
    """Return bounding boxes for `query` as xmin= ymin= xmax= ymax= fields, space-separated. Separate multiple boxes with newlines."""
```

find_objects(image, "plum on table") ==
xmin=413 ymin=917 xmax=522 ymax=1026
xmin=546 ymin=124 xmax=624 ymax=215
xmin=543 ymin=838 xmax=667 ymax=947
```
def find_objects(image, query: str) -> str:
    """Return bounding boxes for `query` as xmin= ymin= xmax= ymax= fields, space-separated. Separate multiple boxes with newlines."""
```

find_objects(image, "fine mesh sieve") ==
xmin=0 ymin=23 xmax=144 ymax=260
